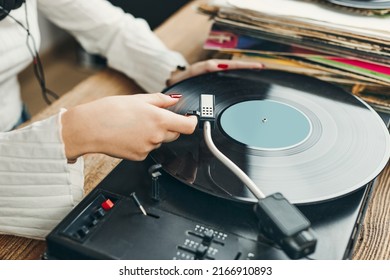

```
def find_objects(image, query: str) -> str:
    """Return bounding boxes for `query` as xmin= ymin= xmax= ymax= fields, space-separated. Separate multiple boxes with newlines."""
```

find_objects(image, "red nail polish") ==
xmin=169 ymin=94 xmax=182 ymax=98
xmin=217 ymin=63 xmax=229 ymax=69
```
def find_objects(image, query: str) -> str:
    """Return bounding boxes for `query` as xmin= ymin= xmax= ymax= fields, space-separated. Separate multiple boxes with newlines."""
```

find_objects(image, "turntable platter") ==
xmin=151 ymin=70 xmax=390 ymax=204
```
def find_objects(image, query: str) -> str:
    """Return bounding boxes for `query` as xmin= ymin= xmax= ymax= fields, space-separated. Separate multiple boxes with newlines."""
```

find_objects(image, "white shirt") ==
xmin=0 ymin=0 xmax=187 ymax=239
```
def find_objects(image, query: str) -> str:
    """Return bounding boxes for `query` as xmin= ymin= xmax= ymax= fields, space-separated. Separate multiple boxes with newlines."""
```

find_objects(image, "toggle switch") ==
xmin=77 ymin=225 xmax=90 ymax=238
xmin=90 ymin=218 xmax=99 ymax=227
xmin=101 ymin=199 xmax=114 ymax=211
xmin=95 ymin=207 xmax=106 ymax=218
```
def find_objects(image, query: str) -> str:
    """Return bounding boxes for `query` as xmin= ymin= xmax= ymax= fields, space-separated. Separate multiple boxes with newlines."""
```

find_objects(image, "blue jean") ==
xmin=11 ymin=105 xmax=31 ymax=130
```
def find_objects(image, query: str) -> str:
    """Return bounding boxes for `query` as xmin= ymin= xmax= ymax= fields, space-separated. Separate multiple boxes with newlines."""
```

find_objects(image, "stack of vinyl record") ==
xmin=199 ymin=0 xmax=390 ymax=112
xmin=324 ymin=0 xmax=390 ymax=13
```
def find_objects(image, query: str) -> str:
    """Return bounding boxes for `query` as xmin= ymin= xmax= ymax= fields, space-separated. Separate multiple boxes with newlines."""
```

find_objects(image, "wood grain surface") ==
xmin=352 ymin=162 xmax=390 ymax=260
xmin=0 ymin=0 xmax=389 ymax=260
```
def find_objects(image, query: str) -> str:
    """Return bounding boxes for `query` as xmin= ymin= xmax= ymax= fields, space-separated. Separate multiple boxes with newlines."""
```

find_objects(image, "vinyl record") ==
xmin=326 ymin=0 xmax=390 ymax=9
xmin=151 ymin=70 xmax=390 ymax=204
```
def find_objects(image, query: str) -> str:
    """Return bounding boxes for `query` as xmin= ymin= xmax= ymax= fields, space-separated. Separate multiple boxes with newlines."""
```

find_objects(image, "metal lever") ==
xmin=130 ymin=192 xmax=147 ymax=216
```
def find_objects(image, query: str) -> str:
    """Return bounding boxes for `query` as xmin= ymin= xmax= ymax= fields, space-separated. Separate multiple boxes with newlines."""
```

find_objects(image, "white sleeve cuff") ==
xmin=0 ymin=110 xmax=84 ymax=239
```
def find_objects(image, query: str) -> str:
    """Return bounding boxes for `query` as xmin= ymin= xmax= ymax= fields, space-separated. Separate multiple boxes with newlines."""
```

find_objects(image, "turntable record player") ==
xmin=45 ymin=70 xmax=390 ymax=260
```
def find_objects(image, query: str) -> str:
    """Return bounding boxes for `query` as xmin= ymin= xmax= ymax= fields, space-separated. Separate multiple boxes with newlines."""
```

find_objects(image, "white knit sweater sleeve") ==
xmin=0 ymin=110 xmax=84 ymax=239
xmin=37 ymin=0 xmax=188 ymax=92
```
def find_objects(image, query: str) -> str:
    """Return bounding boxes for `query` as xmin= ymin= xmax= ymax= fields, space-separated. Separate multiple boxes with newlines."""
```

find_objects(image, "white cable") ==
xmin=203 ymin=121 xmax=266 ymax=200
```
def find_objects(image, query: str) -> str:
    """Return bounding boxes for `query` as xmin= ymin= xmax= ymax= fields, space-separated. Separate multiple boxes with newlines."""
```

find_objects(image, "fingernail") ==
xmin=169 ymin=94 xmax=182 ymax=98
xmin=217 ymin=63 xmax=229 ymax=69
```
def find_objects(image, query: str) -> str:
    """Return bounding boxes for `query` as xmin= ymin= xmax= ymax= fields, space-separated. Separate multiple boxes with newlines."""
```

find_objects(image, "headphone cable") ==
xmin=0 ymin=3 xmax=59 ymax=105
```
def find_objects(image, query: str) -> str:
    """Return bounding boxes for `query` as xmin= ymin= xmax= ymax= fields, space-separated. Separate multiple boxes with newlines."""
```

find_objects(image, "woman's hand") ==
xmin=61 ymin=93 xmax=197 ymax=162
xmin=167 ymin=59 xmax=264 ymax=86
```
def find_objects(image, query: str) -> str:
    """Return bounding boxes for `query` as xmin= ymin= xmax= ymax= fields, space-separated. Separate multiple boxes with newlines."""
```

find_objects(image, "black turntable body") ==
xmin=45 ymin=158 xmax=378 ymax=260
xmin=45 ymin=70 xmax=390 ymax=260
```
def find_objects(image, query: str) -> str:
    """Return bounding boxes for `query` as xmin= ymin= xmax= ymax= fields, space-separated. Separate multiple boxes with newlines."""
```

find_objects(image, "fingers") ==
xmin=171 ymin=59 xmax=264 ymax=84
xmin=130 ymin=93 xmax=197 ymax=137
xmin=148 ymin=130 xmax=180 ymax=153
xmin=165 ymin=113 xmax=198 ymax=135
xmin=129 ymin=93 xmax=197 ymax=135
xmin=168 ymin=59 xmax=264 ymax=86
xmin=163 ymin=131 xmax=180 ymax=143
xmin=197 ymin=59 xmax=264 ymax=73
xmin=215 ymin=59 xmax=264 ymax=70
xmin=136 ymin=92 xmax=180 ymax=108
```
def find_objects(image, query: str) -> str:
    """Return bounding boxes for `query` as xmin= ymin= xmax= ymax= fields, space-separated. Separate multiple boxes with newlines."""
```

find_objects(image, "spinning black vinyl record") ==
xmin=151 ymin=70 xmax=390 ymax=204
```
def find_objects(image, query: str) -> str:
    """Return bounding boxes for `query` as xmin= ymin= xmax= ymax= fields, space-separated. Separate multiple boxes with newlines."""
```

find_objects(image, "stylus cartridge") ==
xmin=254 ymin=192 xmax=317 ymax=259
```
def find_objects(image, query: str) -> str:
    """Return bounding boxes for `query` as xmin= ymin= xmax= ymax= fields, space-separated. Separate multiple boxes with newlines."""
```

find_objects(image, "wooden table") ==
xmin=0 ymin=0 xmax=389 ymax=260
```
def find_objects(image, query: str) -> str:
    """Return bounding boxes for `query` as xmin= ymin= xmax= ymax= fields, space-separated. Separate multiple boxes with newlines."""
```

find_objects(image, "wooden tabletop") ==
xmin=0 ymin=0 xmax=389 ymax=260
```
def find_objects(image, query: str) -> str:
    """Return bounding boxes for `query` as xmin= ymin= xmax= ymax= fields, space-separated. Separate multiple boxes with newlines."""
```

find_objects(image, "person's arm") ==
xmin=37 ymin=0 xmax=187 ymax=92
xmin=61 ymin=93 xmax=197 ymax=162
xmin=36 ymin=0 xmax=264 ymax=92
xmin=0 ymin=111 xmax=84 ymax=239
xmin=0 ymin=93 xmax=196 ymax=239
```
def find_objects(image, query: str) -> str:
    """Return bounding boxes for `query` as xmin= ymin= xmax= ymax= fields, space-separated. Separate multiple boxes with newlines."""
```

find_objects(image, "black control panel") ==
xmin=60 ymin=193 xmax=118 ymax=242
xmin=45 ymin=155 xmax=375 ymax=260
xmin=46 ymin=188 xmax=268 ymax=260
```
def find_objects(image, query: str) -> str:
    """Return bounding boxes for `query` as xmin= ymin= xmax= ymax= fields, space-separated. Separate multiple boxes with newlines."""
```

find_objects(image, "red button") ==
xmin=101 ymin=199 xmax=114 ymax=211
